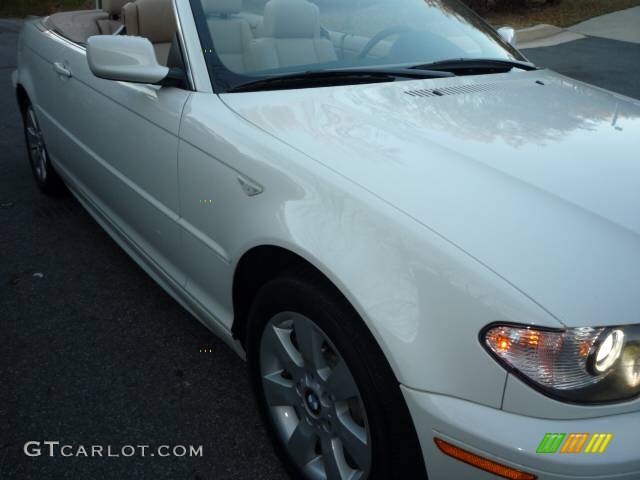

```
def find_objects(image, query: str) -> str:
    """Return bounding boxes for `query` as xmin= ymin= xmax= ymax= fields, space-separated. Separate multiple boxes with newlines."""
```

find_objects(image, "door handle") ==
xmin=53 ymin=62 xmax=72 ymax=78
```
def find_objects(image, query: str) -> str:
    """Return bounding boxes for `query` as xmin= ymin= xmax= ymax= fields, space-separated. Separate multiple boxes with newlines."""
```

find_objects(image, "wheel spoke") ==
xmin=287 ymin=421 xmax=317 ymax=468
xmin=293 ymin=316 xmax=324 ymax=371
xmin=39 ymin=149 xmax=47 ymax=174
xmin=325 ymin=359 xmax=358 ymax=401
xmin=321 ymin=436 xmax=349 ymax=480
xmin=263 ymin=372 xmax=299 ymax=407
xmin=28 ymin=108 xmax=39 ymax=130
xmin=26 ymin=126 xmax=39 ymax=143
xmin=38 ymin=148 xmax=47 ymax=182
xmin=262 ymin=323 xmax=303 ymax=378
xmin=25 ymin=107 xmax=48 ymax=182
xmin=336 ymin=415 xmax=369 ymax=470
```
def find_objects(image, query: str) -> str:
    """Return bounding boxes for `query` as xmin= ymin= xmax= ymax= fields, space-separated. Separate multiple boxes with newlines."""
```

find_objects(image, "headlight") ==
xmin=481 ymin=323 xmax=640 ymax=403
xmin=591 ymin=329 xmax=625 ymax=373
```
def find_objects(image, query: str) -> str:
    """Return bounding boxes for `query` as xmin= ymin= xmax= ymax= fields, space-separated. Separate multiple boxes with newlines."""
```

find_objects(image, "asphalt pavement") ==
xmin=1 ymin=15 xmax=639 ymax=480
xmin=523 ymin=36 xmax=640 ymax=100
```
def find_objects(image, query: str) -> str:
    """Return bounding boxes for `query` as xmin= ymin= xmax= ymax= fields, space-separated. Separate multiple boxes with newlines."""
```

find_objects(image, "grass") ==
xmin=484 ymin=0 xmax=640 ymax=28
xmin=0 ymin=0 xmax=93 ymax=17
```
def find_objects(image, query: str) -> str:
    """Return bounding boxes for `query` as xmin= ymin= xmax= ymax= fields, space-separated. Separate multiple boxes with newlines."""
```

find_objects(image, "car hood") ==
xmin=221 ymin=70 xmax=640 ymax=328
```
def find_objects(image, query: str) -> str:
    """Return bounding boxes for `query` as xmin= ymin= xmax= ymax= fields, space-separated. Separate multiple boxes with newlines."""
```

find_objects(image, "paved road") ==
xmin=0 ymin=19 xmax=287 ymax=480
xmin=523 ymin=36 xmax=640 ymax=99
xmin=1 ymin=16 xmax=639 ymax=480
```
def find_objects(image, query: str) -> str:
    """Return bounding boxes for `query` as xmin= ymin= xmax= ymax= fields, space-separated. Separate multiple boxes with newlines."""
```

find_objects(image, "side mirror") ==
xmin=87 ymin=35 xmax=185 ymax=87
xmin=497 ymin=26 xmax=516 ymax=46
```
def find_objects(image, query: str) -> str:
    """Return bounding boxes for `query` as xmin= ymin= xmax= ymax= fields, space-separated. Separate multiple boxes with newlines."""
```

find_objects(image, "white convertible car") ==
xmin=13 ymin=0 xmax=640 ymax=478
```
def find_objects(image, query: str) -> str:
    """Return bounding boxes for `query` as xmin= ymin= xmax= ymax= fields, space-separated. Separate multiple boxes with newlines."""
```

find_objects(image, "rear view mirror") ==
xmin=87 ymin=35 xmax=184 ymax=86
xmin=497 ymin=27 xmax=516 ymax=46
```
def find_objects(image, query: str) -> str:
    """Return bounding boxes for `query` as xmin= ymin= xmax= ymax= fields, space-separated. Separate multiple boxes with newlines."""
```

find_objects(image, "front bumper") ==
xmin=402 ymin=386 xmax=640 ymax=479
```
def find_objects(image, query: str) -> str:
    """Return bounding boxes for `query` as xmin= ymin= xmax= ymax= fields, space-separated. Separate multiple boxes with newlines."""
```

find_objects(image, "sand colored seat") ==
xmin=97 ymin=0 xmax=129 ymax=34
xmin=203 ymin=0 xmax=256 ymax=73
xmin=122 ymin=0 xmax=177 ymax=65
xmin=251 ymin=0 xmax=337 ymax=71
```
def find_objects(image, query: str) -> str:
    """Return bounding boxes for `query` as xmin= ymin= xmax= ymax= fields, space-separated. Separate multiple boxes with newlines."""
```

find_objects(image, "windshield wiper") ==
xmin=226 ymin=68 xmax=455 ymax=93
xmin=411 ymin=58 xmax=537 ymax=74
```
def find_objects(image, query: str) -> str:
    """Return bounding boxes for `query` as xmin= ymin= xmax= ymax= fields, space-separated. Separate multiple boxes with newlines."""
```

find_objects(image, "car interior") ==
xmin=44 ymin=0 xmax=393 ymax=72
xmin=199 ymin=0 xmax=469 ymax=73
xmin=201 ymin=0 xmax=406 ymax=72
xmin=203 ymin=0 xmax=340 ymax=72
xmin=121 ymin=0 xmax=178 ymax=66
xmin=202 ymin=0 xmax=401 ymax=73
xmin=46 ymin=0 xmax=129 ymax=44
xmin=45 ymin=0 xmax=177 ymax=64
xmin=43 ymin=0 xmax=470 ymax=75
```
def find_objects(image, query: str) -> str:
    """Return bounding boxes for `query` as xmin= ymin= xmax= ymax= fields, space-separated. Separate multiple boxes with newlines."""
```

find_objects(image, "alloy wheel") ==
xmin=25 ymin=106 xmax=48 ymax=183
xmin=260 ymin=312 xmax=371 ymax=480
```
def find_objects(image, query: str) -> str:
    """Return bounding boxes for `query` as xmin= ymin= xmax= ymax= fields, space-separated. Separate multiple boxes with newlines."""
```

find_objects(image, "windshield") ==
xmin=190 ymin=0 xmax=525 ymax=91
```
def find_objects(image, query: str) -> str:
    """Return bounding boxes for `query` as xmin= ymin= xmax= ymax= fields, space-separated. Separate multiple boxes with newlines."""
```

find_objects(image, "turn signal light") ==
xmin=434 ymin=438 xmax=537 ymax=480
xmin=482 ymin=324 xmax=640 ymax=403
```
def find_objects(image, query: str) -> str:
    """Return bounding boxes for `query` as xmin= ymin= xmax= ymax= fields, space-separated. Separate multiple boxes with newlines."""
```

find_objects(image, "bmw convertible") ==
xmin=13 ymin=0 xmax=640 ymax=478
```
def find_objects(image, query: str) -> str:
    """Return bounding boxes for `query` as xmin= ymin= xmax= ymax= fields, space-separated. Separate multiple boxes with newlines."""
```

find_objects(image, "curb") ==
xmin=516 ymin=24 xmax=564 ymax=43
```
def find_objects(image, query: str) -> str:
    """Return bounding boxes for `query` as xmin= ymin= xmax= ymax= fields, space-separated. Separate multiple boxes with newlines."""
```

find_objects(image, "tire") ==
xmin=246 ymin=268 xmax=427 ymax=480
xmin=22 ymin=101 xmax=66 ymax=195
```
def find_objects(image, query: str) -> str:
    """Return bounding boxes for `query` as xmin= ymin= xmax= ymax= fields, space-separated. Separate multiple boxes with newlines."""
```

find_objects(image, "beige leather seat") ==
xmin=252 ymin=0 xmax=337 ymax=71
xmin=122 ymin=0 xmax=177 ymax=65
xmin=97 ymin=0 xmax=129 ymax=34
xmin=203 ymin=0 xmax=255 ymax=73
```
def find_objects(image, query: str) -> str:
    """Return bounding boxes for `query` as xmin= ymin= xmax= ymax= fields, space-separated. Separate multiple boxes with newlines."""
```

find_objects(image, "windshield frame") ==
xmin=188 ymin=0 xmax=527 ymax=93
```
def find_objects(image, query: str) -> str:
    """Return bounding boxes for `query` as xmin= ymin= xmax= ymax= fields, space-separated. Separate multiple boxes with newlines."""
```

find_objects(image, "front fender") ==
xmin=181 ymin=92 xmax=562 ymax=409
xmin=234 ymin=193 xmax=562 ymax=409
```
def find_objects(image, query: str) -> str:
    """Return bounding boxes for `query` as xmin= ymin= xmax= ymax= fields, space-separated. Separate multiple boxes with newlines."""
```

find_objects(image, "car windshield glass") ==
xmin=190 ymin=0 xmax=525 ymax=91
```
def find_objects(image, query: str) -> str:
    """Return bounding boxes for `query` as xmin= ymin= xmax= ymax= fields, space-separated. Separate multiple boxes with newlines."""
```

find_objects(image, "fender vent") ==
xmin=405 ymin=83 xmax=500 ymax=98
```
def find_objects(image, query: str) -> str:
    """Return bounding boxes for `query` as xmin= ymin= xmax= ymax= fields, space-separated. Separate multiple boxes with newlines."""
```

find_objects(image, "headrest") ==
xmin=103 ymin=0 xmax=128 ymax=15
xmin=202 ymin=0 xmax=242 ymax=16
xmin=123 ymin=0 xmax=176 ymax=43
xmin=263 ymin=0 xmax=320 ymax=38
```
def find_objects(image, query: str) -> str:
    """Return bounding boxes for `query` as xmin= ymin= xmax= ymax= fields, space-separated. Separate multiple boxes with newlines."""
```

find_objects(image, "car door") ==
xmin=49 ymin=35 xmax=190 ymax=285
